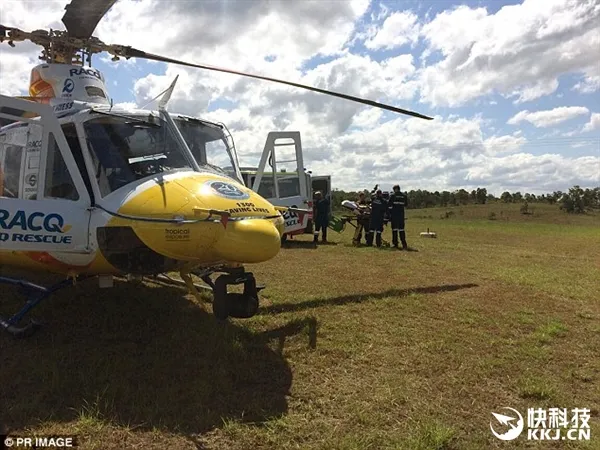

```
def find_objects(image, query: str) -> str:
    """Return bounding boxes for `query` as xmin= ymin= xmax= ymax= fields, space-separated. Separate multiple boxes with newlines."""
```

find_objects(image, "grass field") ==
xmin=1 ymin=203 xmax=599 ymax=449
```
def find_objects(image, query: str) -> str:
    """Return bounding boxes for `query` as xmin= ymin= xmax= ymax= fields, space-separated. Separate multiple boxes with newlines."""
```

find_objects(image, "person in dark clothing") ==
xmin=388 ymin=184 xmax=408 ymax=249
xmin=313 ymin=191 xmax=330 ymax=243
xmin=366 ymin=189 xmax=387 ymax=247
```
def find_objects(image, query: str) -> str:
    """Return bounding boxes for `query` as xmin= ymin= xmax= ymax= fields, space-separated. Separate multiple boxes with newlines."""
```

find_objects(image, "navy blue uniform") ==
xmin=367 ymin=196 xmax=387 ymax=247
xmin=313 ymin=197 xmax=330 ymax=242
xmin=388 ymin=191 xmax=408 ymax=248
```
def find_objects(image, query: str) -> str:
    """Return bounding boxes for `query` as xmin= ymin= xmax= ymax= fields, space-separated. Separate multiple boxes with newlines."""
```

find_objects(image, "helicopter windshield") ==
xmin=173 ymin=117 xmax=241 ymax=182
xmin=83 ymin=114 xmax=194 ymax=197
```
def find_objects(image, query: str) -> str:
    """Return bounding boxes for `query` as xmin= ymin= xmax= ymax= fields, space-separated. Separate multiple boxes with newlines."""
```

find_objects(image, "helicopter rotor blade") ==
xmin=62 ymin=0 xmax=118 ymax=39
xmin=111 ymin=47 xmax=433 ymax=120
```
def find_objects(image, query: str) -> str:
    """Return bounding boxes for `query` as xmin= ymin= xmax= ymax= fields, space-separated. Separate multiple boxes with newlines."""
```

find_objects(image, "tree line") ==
xmin=329 ymin=185 xmax=600 ymax=214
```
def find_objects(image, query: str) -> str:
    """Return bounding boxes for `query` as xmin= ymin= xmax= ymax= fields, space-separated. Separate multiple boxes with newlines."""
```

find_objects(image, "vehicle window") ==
xmin=255 ymin=175 xmax=301 ymax=199
xmin=278 ymin=177 xmax=300 ymax=198
xmin=257 ymin=176 xmax=275 ymax=198
xmin=44 ymin=132 xmax=79 ymax=201
xmin=0 ymin=145 xmax=23 ymax=198
xmin=1 ymin=124 xmax=46 ymax=200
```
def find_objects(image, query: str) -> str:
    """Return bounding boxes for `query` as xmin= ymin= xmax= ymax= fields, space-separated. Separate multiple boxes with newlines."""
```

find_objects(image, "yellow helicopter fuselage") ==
xmin=0 ymin=93 xmax=285 ymax=279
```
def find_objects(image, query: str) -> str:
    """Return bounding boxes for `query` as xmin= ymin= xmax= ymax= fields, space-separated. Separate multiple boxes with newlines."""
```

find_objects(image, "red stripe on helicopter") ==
xmin=24 ymin=251 xmax=93 ymax=271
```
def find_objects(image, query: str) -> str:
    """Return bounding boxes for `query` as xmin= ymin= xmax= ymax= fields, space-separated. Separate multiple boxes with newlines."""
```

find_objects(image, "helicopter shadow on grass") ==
xmin=260 ymin=283 xmax=479 ymax=315
xmin=281 ymin=240 xmax=318 ymax=249
xmin=281 ymin=240 xmax=339 ymax=249
xmin=0 ymin=271 xmax=295 ymax=436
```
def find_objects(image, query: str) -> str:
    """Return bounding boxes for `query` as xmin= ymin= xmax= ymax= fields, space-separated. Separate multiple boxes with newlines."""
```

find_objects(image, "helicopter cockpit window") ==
xmin=174 ymin=118 xmax=240 ymax=182
xmin=83 ymin=115 xmax=193 ymax=197
xmin=44 ymin=133 xmax=80 ymax=201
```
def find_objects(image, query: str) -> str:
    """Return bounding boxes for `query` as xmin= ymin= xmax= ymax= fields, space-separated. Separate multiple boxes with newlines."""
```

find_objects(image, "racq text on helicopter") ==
xmin=0 ymin=0 xmax=432 ymax=339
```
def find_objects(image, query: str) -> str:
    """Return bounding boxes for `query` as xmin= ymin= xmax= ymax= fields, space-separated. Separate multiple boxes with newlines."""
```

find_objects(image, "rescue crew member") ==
xmin=366 ymin=189 xmax=387 ymax=247
xmin=388 ymin=184 xmax=409 ymax=249
xmin=313 ymin=191 xmax=330 ymax=243
xmin=353 ymin=191 xmax=371 ymax=245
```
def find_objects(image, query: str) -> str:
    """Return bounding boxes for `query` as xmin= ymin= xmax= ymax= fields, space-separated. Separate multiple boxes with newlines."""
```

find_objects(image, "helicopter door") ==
xmin=0 ymin=95 xmax=92 ymax=255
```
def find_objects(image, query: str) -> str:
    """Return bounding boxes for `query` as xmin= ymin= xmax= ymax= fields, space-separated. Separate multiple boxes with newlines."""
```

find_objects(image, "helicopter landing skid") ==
xmin=0 ymin=275 xmax=88 ymax=339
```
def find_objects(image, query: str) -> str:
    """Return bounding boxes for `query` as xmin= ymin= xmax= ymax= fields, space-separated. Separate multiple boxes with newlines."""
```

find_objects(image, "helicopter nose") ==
xmin=214 ymin=219 xmax=281 ymax=264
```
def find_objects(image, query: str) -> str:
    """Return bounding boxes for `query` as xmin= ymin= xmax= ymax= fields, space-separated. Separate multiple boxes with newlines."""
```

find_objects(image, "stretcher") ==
xmin=328 ymin=201 xmax=390 ymax=246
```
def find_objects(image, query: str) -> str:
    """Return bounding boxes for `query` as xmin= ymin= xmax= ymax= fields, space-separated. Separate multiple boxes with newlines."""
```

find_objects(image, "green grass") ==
xmin=1 ymin=203 xmax=599 ymax=449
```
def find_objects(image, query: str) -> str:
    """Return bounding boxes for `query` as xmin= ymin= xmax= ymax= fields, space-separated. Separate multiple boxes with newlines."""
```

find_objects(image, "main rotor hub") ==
xmin=1 ymin=26 xmax=107 ymax=64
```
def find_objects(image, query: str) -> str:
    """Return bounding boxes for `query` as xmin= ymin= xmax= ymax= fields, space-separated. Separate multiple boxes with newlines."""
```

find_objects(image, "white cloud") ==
xmin=583 ymin=113 xmax=600 ymax=132
xmin=95 ymin=0 xmax=369 ymax=71
xmin=418 ymin=0 xmax=600 ymax=107
xmin=364 ymin=11 xmax=421 ymax=50
xmin=462 ymin=153 xmax=600 ymax=193
xmin=573 ymin=75 xmax=600 ymax=94
xmin=0 ymin=53 xmax=38 ymax=95
xmin=483 ymin=135 xmax=527 ymax=154
xmin=507 ymin=106 xmax=590 ymax=128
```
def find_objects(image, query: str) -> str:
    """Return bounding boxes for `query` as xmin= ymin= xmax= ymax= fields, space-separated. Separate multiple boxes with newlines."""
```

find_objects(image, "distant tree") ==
xmin=425 ymin=191 xmax=437 ymax=208
xmin=549 ymin=191 xmax=563 ymax=204
xmin=326 ymin=184 xmax=599 ymax=212
xmin=476 ymin=187 xmax=488 ymax=204
xmin=455 ymin=189 xmax=470 ymax=205
xmin=594 ymin=188 xmax=600 ymax=208
xmin=559 ymin=186 xmax=586 ymax=214
xmin=501 ymin=191 xmax=513 ymax=203
xmin=441 ymin=191 xmax=451 ymax=206
xmin=583 ymin=188 xmax=598 ymax=208
xmin=449 ymin=192 xmax=457 ymax=206
xmin=330 ymin=189 xmax=353 ymax=210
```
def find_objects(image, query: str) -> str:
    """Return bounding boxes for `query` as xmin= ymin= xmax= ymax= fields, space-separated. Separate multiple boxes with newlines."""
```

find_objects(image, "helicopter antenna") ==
xmin=140 ymin=75 xmax=179 ymax=110
xmin=158 ymin=75 xmax=179 ymax=111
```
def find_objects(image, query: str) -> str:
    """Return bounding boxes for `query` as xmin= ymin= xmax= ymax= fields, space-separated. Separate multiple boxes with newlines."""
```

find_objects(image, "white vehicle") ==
xmin=238 ymin=132 xmax=313 ymax=240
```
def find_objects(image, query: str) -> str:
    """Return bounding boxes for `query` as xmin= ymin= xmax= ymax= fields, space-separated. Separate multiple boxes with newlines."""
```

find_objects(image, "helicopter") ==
xmin=0 ymin=0 xmax=433 ymax=338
